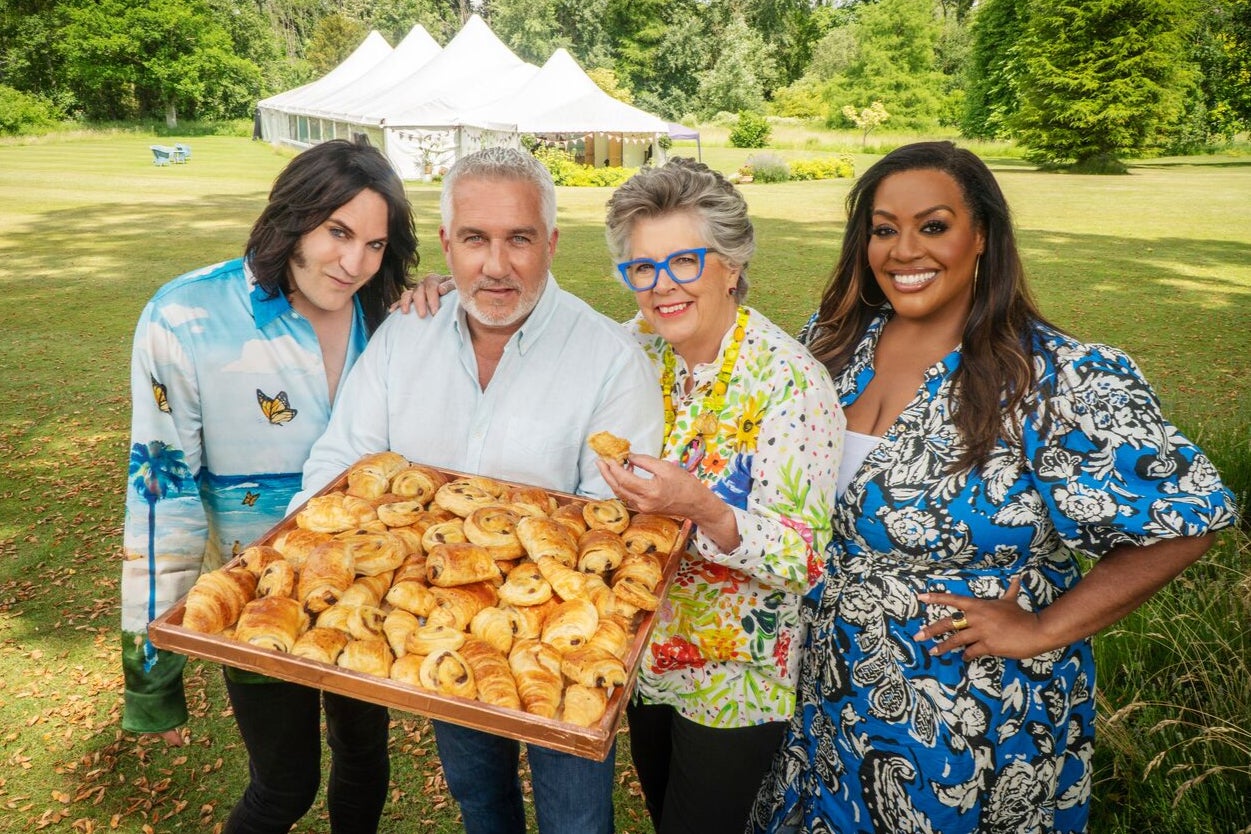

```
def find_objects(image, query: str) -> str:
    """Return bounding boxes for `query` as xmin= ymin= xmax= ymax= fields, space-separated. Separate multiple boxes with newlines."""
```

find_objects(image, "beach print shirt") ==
xmin=748 ymin=314 xmax=1236 ymax=834
xmin=627 ymin=307 xmax=844 ymax=728
xmin=121 ymin=257 xmax=367 ymax=734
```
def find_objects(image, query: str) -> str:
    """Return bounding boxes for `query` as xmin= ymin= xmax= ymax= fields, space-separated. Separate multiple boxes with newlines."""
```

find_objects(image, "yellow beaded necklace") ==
xmin=660 ymin=305 xmax=750 ymax=468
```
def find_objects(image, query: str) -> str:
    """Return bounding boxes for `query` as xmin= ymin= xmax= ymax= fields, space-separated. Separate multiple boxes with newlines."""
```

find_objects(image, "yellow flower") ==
xmin=698 ymin=627 xmax=744 ymax=662
xmin=733 ymin=396 xmax=766 ymax=451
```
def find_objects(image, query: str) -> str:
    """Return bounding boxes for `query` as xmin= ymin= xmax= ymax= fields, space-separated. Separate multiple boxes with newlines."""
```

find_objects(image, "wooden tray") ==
xmin=149 ymin=464 xmax=691 ymax=761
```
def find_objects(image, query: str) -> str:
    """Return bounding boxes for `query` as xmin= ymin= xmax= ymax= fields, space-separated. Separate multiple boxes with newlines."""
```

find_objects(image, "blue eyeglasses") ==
xmin=616 ymin=248 xmax=709 ymax=292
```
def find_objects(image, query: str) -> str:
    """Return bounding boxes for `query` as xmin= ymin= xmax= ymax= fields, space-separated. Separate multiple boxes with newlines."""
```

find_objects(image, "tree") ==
xmin=129 ymin=440 xmax=192 ymax=669
xmin=489 ymin=0 xmax=568 ymax=64
xmin=1011 ymin=0 xmax=1194 ymax=171
xmin=694 ymin=13 xmax=777 ymax=118
xmin=823 ymin=0 xmax=950 ymax=130
xmin=58 ymin=0 xmax=262 ymax=124
xmin=960 ymin=0 xmax=1028 ymax=139
xmin=586 ymin=66 xmax=633 ymax=103
xmin=842 ymin=100 xmax=890 ymax=145
xmin=305 ymin=12 xmax=366 ymax=74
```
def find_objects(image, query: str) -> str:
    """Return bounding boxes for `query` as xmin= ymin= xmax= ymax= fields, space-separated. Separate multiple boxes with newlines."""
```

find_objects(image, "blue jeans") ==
xmin=433 ymin=720 xmax=616 ymax=834
xmin=223 ymin=674 xmax=390 ymax=834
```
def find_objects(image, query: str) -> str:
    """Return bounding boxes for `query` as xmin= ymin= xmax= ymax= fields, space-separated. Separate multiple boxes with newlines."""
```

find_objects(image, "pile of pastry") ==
xmin=180 ymin=451 xmax=681 ymax=728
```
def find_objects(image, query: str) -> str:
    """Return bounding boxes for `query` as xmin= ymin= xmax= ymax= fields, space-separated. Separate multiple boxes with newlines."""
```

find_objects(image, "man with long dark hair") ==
xmin=121 ymin=137 xmax=417 ymax=833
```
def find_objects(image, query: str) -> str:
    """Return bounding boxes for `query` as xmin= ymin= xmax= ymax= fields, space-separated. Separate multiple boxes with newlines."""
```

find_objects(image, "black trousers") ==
xmin=627 ymin=699 xmax=786 ymax=834
xmin=222 ymin=673 xmax=390 ymax=834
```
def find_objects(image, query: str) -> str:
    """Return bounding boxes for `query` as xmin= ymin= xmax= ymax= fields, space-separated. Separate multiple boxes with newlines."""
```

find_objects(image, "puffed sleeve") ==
xmin=120 ymin=299 xmax=205 ymax=734
xmin=1023 ymin=339 xmax=1236 ymax=558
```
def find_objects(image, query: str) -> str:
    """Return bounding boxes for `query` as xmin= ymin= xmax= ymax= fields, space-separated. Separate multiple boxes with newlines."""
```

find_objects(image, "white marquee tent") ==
xmin=257 ymin=16 xmax=667 ymax=180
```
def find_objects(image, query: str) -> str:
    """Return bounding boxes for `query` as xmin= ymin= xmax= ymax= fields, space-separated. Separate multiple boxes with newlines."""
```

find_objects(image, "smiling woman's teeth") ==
xmin=658 ymin=302 xmax=689 ymax=314
xmin=894 ymin=271 xmax=937 ymax=287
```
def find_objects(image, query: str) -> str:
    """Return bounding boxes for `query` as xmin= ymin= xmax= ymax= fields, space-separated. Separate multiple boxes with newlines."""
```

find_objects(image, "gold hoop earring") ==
xmin=973 ymin=255 xmax=981 ymax=296
xmin=859 ymin=282 xmax=879 ymax=307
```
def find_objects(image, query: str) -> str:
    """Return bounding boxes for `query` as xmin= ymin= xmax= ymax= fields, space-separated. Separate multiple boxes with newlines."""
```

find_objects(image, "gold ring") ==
xmin=950 ymin=614 xmax=970 ymax=631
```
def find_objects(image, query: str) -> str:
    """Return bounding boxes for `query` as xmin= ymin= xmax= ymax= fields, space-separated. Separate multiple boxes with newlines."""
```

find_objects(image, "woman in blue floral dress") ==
xmin=749 ymin=142 xmax=1236 ymax=834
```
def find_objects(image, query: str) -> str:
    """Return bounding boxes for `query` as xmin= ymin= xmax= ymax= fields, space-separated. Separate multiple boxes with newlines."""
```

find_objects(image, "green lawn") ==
xmin=0 ymin=133 xmax=1247 ymax=832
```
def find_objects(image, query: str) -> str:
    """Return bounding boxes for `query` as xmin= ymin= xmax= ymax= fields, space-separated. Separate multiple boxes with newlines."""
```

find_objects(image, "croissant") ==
xmin=296 ymin=492 xmax=378 ymax=534
xmin=234 ymin=596 xmax=308 ymax=653
xmin=549 ymin=503 xmax=589 ymax=537
xmin=339 ymin=572 xmax=393 ymax=608
xmin=337 ymin=637 xmax=394 ymax=677
xmin=463 ymin=506 xmax=524 ymax=560
xmin=409 ymin=508 xmax=457 ymax=541
xmin=433 ymin=480 xmax=499 ymax=518
xmin=577 ymin=529 xmax=628 ymax=576
xmin=238 ymin=545 xmax=285 ymax=577
xmin=426 ymin=542 xmax=502 ymax=587
xmin=390 ymin=652 xmax=426 ymax=687
xmin=516 ymin=516 xmax=578 ymax=568
xmin=291 ymin=626 xmax=349 ymax=664
xmin=613 ymin=551 xmax=663 ymax=592
xmin=314 ymin=603 xmax=354 ymax=633
xmin=388 ymin=526 xmax=425 ymax=557
xmin=508 ymin=638 xmax=563 ymax=718
xmin=338 ymin=531 xmax=405 ymax=577
xmin=541 ymin=598 xmax=599 ymax=654
xmin=375 ymin=499 xmax=426 ymax=528
xmin=392 ymin=553 xmax=428 ymax=585
xmin=390 ymin=464 xmax=449 ymax=504
xmin=587 ymin=430 xmax=632 ymax=466
xmin=346 ymin=451 xmax=408 ymax=500
xmin=469 ymin=605 xmax=515 ymax=656
xmin=385 ymin=580 xmax=438 ymax=618
xmin=505 ymin=486 xmax=558 ymax=517
xmin=562 ymin=645 xmax=628 ymax=688
xmin=622 ymin=513 xmax=682 ymax=556
xmin=421 ymin=519 xmax=467 ymax=554
xmin=535 ymin=554 xmax=590 ymax=601
xmin=497 ymin=561 xmax=553 ymax=607
xmin=406 ymin=623 xmax=466 ymax=655
xmin=256 ymin=559 xmax=297 ymax=599
xmin=270 ymin=528 xmax=333 ymax=568
xmin=345 ymin=604 xmax=388 ymax=641
xmin=587 ymin=617 xmax=631 ymax=660
xmin=418 ymin=648 xmax=476 ymax=698
xmin=612 ymin=578 xmax=660 ymax=612
xmin=459 ymin=475 xmax=507 ymax=498
xmin=297 ymin=541 xmax=354 ymax=614
xmin=582 ymin=498 xmax=630 ymax=534
xmin=460 ymin=637 xmax=521 ymax=710
xmin=428 ymin=582 xmax=499 ymax=630
xmin=560 ymin=683 xmax=608 ymax=727
xmin=383 ymin=608 xmax=422 ymax=658
xmin=588 ymin=580 xmax=641 ymax=621
xmin=183 ymin=567 xmax=257 ymax=633
xmin=503 ymin=598 xmax=559 ymax=640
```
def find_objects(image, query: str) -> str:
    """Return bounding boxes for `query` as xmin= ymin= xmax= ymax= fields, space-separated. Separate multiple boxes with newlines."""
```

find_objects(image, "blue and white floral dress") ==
xmin=749 ymin=314 xmax=1235 ymax=834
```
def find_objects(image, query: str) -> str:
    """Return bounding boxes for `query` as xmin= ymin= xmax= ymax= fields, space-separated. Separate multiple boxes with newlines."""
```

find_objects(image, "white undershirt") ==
xmin=838 ymin=430 xmax=883 ymax=499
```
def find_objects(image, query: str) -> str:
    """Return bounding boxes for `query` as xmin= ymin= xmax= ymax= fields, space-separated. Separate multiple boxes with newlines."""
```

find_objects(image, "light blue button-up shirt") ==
xmin=295 ymin=275 xmax=664 ymax=505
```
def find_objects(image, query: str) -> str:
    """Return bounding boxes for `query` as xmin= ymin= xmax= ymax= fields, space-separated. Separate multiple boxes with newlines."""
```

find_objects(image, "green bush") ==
xmin=789 ymin=156 xmax=855 ymax=181
xmin=0 ymin=84 xmax=60 ymax=135
xmin=744 ymin=152 xmax=789 ymax=183
xmin=729 ymin=111 xmax=771 ymax=148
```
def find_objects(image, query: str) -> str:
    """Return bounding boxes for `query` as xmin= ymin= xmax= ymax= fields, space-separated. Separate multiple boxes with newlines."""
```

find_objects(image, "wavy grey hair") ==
xmin=604 ymin=157 xmax=753 ymax=300
xmin=440 ymin=146 xmax=557 ymax=234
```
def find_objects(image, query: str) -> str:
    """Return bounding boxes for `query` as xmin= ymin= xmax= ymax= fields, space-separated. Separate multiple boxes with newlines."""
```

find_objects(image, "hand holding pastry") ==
xmin=597 ymin=453 xmax=739 ymax=554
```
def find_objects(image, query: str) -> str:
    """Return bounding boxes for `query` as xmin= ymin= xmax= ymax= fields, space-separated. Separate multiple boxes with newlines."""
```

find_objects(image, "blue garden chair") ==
xmin=150 ymin=145 xmax=173 ymax=166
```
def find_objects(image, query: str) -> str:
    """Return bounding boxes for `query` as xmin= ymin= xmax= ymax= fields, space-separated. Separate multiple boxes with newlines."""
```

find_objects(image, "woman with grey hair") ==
xmin=594 ymin=157 xmax=844 ymax=834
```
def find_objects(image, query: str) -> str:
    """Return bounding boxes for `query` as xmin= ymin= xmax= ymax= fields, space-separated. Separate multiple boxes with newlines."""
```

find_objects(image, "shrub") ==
xmin=789 ymin=156 xmax=855 ymax=181
xmin=744 ymin=152 xmax=789 ymax=183
xmin=729 ymin=111 xmax=771 ymax=148
xmin=531 ymin=146 xmax=634 ymax=188
xmin=0 ymin=84 xmax=60 ymax=135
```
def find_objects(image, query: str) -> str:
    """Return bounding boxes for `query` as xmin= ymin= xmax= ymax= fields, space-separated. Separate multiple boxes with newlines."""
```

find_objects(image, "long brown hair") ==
xmin=808 ymin=141 xmax=1059 ymax=470
xmin=246 ymin=136 xmax=418 ymax=333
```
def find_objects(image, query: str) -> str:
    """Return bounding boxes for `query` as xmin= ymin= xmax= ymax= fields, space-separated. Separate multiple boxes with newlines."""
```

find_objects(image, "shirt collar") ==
xmin=452 ymin=273 xmax=559 ymax=355
xmin=248 ymin=262 xmax=293 ymax=330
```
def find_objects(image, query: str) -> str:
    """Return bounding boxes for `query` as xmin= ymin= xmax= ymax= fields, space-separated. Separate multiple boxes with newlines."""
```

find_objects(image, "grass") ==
xmin=0 ymin=130 xmax=1248 ymax=832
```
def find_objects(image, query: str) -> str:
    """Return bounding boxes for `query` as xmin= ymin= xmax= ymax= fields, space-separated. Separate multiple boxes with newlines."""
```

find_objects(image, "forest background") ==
xmin=1 ymin=0 xmax=1251 ymax=168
